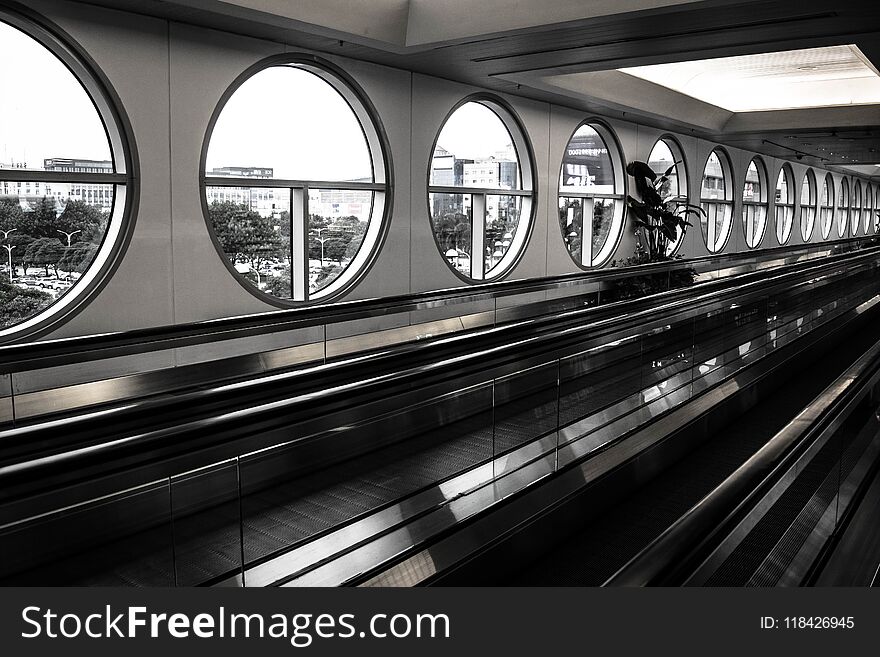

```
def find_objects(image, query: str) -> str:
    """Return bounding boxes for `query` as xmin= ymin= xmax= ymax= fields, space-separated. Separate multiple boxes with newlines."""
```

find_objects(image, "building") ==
xmin=204 ymin=165 xmax=284 ymax=217
xmin=0 ymin=158 xmax=115 ymax=213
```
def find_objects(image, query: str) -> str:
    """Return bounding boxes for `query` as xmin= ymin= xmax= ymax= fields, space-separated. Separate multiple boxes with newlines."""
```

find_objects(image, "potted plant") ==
xmin=608 ymin=161 xmax=704 ymax=300
xmin=625 ymin=160 xmax=704 ymax=261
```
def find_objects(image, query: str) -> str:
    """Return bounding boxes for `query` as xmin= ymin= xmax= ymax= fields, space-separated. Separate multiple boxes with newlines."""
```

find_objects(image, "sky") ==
xmin=206 ymin=66 xmax=374 ymax=181
xmin=435 ymin=102 xmax=516 ymax=161
xmin=0 ymin=20 xmax=111 ymax=169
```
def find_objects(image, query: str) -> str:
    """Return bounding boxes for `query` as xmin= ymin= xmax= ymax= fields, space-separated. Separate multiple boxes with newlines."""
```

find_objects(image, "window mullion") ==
xmin=471 ymin=193 xmax=486 ymax=280
xmin=291 ymin=186 xmax=308 ymax=302
xmin=583 ymin=197 xmax=594 ymax=267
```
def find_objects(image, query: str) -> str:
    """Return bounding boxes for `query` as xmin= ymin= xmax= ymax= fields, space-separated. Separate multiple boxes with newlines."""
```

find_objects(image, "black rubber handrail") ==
xmin=603 ymin=316 xmax=880 ymax=587
xmin=0 ymin=236 xmax=869 ymax=372
xmin=1 ymin=248 xmax=875 ymax=505
xmin=4 ymin=246 xmax=872 ymax=448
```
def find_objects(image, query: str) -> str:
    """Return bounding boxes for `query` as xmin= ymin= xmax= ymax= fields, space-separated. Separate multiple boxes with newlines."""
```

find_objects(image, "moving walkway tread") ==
xmin=509 ymin=319 xmax=880 ymax=586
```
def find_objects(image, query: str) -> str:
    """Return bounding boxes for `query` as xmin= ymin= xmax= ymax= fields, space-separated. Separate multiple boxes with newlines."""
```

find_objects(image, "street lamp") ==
xmin=57 ymin=229 xmax=81 ymax=247
xmin=312 ymin=225 xmax=353 ymax=268
xmin=0 ymin=228 xmax=17 ymax=282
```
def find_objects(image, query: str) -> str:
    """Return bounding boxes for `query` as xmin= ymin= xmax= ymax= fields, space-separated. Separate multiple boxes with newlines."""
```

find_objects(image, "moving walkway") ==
xmin=0 ymin=239 xmax=878 ymax=586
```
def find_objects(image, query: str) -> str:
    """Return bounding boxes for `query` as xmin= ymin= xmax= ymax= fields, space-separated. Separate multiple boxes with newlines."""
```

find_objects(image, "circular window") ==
xmin=865 ymin=183 xmax=874 ymax=234
xmin=800 ymin=169 xmax=817 ymax=242
xmin=700 ymin=149 xmax=733 ymax=253
xmin=647 ymin=137 xmax=688 ymax=255
xmin=0 ymin=13 xmax=130 ymax=339
xmin=428 ymin=98 xmax=532 ymax=281
xmin=875 ymin=185 xmax=880 ymax=233
xmin=837 ymin=178 xmax=849 ymax=238
xmin=774 ymin=164 xmax=794 ymax=245
xmin=742 ymin=157 xmax=768 ymax=248
xmin=851 ymin=180 xmax=862 ymax=235
xmin=203 ymin=57 xmax=388 ymax=302
xmin=557 ymin=121 xmax=624 ymax=268
xmin=820 ymin=173 xmax=834 ymax=240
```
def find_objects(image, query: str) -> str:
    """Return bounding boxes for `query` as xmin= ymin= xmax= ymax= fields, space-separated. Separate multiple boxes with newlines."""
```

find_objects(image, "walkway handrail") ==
xmin=0 ymin=237 xmax=870 ymax=372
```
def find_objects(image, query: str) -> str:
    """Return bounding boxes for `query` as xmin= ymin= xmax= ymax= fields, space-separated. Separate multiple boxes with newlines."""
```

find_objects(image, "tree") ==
xmin=431 ymin=211 xmax=470 ymax=253
xmin=56 ymin=199 xmax=104 ymax=244
xmin=0 ymin=196 xmax=25 ymax=232
xmin=6 ymin=233 xmax=35 ymax=276
xmin=0 ymin=281 xmax=52 ymax=328
xmin=18 ymin=197 xmax=58 ymax=238
xmin=266 ymin=265 xmax=292 ymax=298
xmin=208 ymin=201 xmax=284 ymax=285
xmin=58 ymin=242 xmax=99 ymax=274
xmin=24 ymin=237 xmax=66 ymax=276
xmin=308 ymin=215 xmax=365 ymax=264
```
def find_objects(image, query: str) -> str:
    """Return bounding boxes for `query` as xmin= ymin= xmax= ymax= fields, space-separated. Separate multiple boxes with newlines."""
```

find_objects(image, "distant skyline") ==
xmin=0 ymin=21 xmax=111 ymax=169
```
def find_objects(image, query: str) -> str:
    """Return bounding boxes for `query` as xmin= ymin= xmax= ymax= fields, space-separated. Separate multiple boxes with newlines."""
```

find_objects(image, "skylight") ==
xmin=619 ymin=45 xmax=880 ymax=112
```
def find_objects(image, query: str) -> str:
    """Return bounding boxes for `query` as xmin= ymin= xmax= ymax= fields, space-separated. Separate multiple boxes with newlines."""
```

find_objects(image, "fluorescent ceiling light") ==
xmin=619 ymin=45 xmax=880 ymax=112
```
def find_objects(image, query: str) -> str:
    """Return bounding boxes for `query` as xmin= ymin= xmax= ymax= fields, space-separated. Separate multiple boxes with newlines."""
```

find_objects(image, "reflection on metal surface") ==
xmin=1 ymin=247 xmax=879 ymax=586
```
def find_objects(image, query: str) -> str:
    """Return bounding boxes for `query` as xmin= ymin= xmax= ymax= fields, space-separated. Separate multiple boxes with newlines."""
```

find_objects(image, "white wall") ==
xmin=19 ymin=0 xmax=878 ymax=341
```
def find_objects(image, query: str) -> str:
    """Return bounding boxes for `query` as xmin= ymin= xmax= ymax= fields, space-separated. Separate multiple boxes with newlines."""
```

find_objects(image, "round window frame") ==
xmin=741 ymin=156 xmax=769 ymax=249
xmin=774 ymin=163 xmax=796 ymax=246
xmin=555 ymin=118 xmax=627 ymax=270
xmin=425 ymin=93 xmax=536 ymax=284
xmin=699 ymin=147 xmax=735 ymax=254
xmin=799 ymin=168 xmax=817 ymax=242
xmin=0 ymin=5 xmax=137 ymax=344
xmin=820 ymin=172 xmax=835 ymax=240
xmin=851 ymin=179 xmax=862 ymax=236
xmin=837 ymin=177 xmax=850 ymax=239
xmin=199 ymin=53 xmax=393 ymax=306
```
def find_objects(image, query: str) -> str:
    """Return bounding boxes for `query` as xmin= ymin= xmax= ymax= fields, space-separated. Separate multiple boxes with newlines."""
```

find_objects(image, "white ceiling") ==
xmin=619 ymin=45 xmax=880 ymax=112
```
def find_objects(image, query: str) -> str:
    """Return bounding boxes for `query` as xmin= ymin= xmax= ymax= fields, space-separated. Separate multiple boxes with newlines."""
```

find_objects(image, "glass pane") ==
xmin=801 ymin=171 xmax=815 ymax=207
xmin=838 ymin=180 xmax=849 ymax=237
xmin=239 ymin=382 xmax=494 ymax=570
xmin=867 ymin=185 xmax=874 ymax=233
xmin=206 ymin=66 xmax=372 ymax=182
xmin=430 ymin=102 xmax=520 ymax=189
xmin=851 ymin=182 xmax=861 ymax=234
xmin=0 ymin=481 xmax=173 ymax=585
xmin=821 ymin=176 xmax=834 ymax=238
xmin=701 ymin=151 xmax=725 ymax=200
xmin=430 ymin=192 xmax=472 ymax=276
xmin=558 ymin=197 xmax=583 ymax=265
xmin=493 ymin=362 xmax=558 ymax=476
xmin=485 ymin=195 xmax=521 ymax=276
xmin=701 ymin=201 xmax=731 ymax=252
xmin=560 ymin=124 xmax=615 ymax=193
xmin=801 ymin=171 xmax=816 ymax=241
xmin=308 ymin=189 xmax=372 ymax=294
xmin=776 ymin=205 xmax=793 ymax=244
xmin=743 ymin=202 xmax=767 ymax=248
xmin=592 ymin=197 xmax=616 ymax=263
xmin=648 ymin=139 xmax=681 ymax=198
xmin=743 ymin=160 xmax=762 ymax=202
xmin=170 ymin=461 xmax=242 ymax=586
xmin=0 ymin=190 xmax=111 ymax=326
xmin=776 ymin=168 xmax=790 ymax=204
xmin=0 ymin=21 xmax=112 ymax=171
xmin=205 ymin=188 xmax=290 ymax=296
